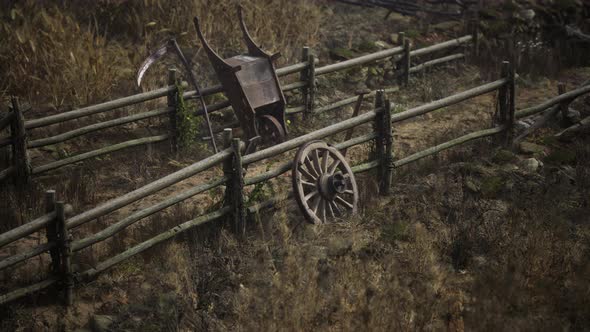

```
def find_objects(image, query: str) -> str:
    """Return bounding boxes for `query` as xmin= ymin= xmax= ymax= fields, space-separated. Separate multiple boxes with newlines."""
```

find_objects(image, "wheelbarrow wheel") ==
xmin=257 ymin=115 xmax=286 ymax=145
xmin=292 ymin=140 xmax=359 ymax=224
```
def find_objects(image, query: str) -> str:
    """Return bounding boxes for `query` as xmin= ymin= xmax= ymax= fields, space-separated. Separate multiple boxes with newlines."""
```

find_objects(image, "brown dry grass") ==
xmin=0 ymin=0 xmax=322 ymax=107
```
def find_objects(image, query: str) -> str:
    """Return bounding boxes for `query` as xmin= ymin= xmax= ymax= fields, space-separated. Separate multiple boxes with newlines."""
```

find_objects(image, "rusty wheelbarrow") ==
xmin=193 ymin=6 xmax=288 ymax=148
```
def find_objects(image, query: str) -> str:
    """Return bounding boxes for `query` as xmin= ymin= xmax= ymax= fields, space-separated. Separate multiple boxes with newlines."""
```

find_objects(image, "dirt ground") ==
xmin=1 ymin=1 xmax=590 ymax=331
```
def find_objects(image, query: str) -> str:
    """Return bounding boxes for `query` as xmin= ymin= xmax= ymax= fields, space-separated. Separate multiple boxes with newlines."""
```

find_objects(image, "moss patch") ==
xmin=492 ymin=149 xmax=517 ymax=164
xmin=545 ymin=149 xmax=577 ymax=165
xmin=481 ymin=176 xmax=506 ymax=197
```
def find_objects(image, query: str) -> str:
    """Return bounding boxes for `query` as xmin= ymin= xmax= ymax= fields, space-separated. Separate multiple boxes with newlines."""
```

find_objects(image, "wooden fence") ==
xmin=3 ymin=54 xmax=590 ymax=306
xmin=0 ymin=32 xmax=474 ymax=184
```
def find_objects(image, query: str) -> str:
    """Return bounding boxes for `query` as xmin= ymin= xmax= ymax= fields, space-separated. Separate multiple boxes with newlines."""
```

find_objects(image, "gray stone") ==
xmin=90 ymin=315 xmax=115 ymax=332
xmin=389 ymin=33 xmax=399 ymax=44
xmin=519 ymin=158 xmax=542 ymax=173
xmin=519 ymin=142 xmax=545 ymax=155
xmin=519 ymin=9 xmax=535 ymax=21
xmin=374 ymin=40 xmax=391 ymax=49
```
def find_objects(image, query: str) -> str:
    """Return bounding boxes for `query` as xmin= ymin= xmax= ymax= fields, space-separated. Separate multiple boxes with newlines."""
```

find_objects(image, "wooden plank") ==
xmin=285 ymin=105 xmax=306 ymax=115
xmin=394 ymin=126 xmax=506 ymax=168
xmin=247 ymin=192 xmax=293 ymax=215
xmin=32 ymin=134 xmax=170 ymax=175
xmin=390 ymin=78 xmax=508 ymax=124
xmin=351 ymin=160 xmax=380 ymax=173
xmin=0 ymin=277 xmax=58 ymax=306
xmin=80 ymin=207 xmax=231 ymax=280
xmin=0 ymin=241 xmax=56 ymax=271
xmin=410 ymin=35 xmax=473 ymax=57
xmin=28 ymin=108 xmax=172 ymax=148
xmin=409 ymin=53 xmax=465 ymax=74
xmin=72 ymin=176 xmax=227 ymax=251
xmin=282 ymin=80 xmax=308 ymax=92
xmin=314 ymin=87 xmax=399 ymax=114
xmin=316 ymin=45 xmax=404 ymax=75
xmin=66 ymin=144 xmax=236 ymax=229
xmin=0 ymin=204 xmax=73 ymax=248
xmin=516 ymin=84 xmax=590 ymax=118
xmin=25 ymin=84 xmax=183 ymax=129
xmin=555 ymin=115 xmax=590 ymax=141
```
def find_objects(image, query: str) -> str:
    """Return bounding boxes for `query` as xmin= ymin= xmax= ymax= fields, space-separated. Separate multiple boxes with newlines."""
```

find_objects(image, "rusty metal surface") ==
xmin=193 ymin=6 xmax=287 ymax=145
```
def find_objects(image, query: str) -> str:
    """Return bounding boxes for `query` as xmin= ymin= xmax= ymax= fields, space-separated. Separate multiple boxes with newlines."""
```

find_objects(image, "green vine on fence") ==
xmin=175 ymin=82 xmax=203 ymax=149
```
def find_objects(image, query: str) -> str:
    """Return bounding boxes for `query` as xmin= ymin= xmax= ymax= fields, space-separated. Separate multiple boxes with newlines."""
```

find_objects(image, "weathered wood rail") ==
xmin=0 ymin=32 xmax=473 ymax=184
xmin=2 ymin=54 xmax=590 ymax=306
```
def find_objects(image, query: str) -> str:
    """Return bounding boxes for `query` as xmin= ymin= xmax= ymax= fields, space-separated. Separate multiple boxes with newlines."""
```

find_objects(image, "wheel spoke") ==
xmin=321 ymin=149 xmax=330 ymax=174
xmin=327 ymin=200 xmax=336 ymax=218
xmin=311 ymin=195 xmax=321 ymax=214
xmin=330 ymin=200 xmax=342 ymax=216
xmin=335 ymin=195 xmax=354 ymax=209
xmin=305 ymin=156 xmax=320 ymax=178
xmin=327 ymin=159 xmax=341 ymax=174
xmin=318 ymin=199 xmax=326 ymax=223
xmin=343 ymin=189 xmax=354 ymax=195
xmin=301 ymin=180 xmax=316 ymax=189
xmin=312 ymin=149 xmax=323 ymax=176
xmin=304 ymin=190 xmax=318 ymax=202
xmin=299 ymin=165 xmax=317 ymax=181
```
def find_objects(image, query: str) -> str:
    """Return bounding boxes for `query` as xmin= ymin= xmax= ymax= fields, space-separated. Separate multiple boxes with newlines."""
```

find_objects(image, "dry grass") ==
xmin=0 ymin=0 xmax=322 ymax=108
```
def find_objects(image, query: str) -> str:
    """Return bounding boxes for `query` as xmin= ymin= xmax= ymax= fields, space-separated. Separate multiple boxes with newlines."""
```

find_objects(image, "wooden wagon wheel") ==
xmin=292 ymin=141 xmax=359 ymax=224
xmin=258 ymin=115 xmax=286 ymax=145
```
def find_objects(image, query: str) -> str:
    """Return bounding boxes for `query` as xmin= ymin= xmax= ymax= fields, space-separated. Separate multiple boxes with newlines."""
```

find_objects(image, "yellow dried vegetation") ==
xmin=0 ymin=0 xmax=321 ymax=108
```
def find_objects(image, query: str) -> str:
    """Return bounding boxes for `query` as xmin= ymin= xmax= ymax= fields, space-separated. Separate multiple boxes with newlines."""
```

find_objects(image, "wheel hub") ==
xmin=318 ymin=172 xmax=347 ymax=199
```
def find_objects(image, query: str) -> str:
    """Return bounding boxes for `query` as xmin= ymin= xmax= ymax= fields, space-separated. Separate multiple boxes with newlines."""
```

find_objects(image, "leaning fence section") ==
xmin=9 ymin=56 xmax=583 ymax=307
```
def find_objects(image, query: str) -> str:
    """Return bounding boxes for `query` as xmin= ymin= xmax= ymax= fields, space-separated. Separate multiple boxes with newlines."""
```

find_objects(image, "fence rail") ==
xmin=2 ymin=55 xmax=590 ymax=307
xmin=6 ymin=25 xmax=563 ymax=306
xmin=0 ymin=34 xmax=473 ymax=184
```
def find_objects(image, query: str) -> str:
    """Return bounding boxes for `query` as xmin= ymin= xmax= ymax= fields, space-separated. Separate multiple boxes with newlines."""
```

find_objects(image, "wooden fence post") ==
xmin=301 ymin=47 xmax=316 ymax=118
xmin=375 ymin=90 xmax=394 ymax=195
xmin=10 ymin=97 xmax=31 ymax=185
xmin=471 ymin=17 xmax=479 ymax=58
xmin=167 ymin=68 xmax=179 ymax=154
xmin=496 ymin=61 xmax=515 ymax=145
xmin=56 ymin=201 xmax=73 ymax=306
xmin=231 ymin=138 xmax=246 ymax=237
xmin=307 ymin=52 xmax=316 ymax=115
xmin=508 ymin=61 xmax=516 ymax=144
xmin=558 ymin=82 xmax=569 ymax=122
xmin=397 ymin=32 xmax=405 ymax=48
xmin=222 ymin=128 xmax=234 ymax=219
xmin=401 ymin=39 xmax=411 ymax=86
xmin=44 ymin=190 xmax=61 ymax=275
